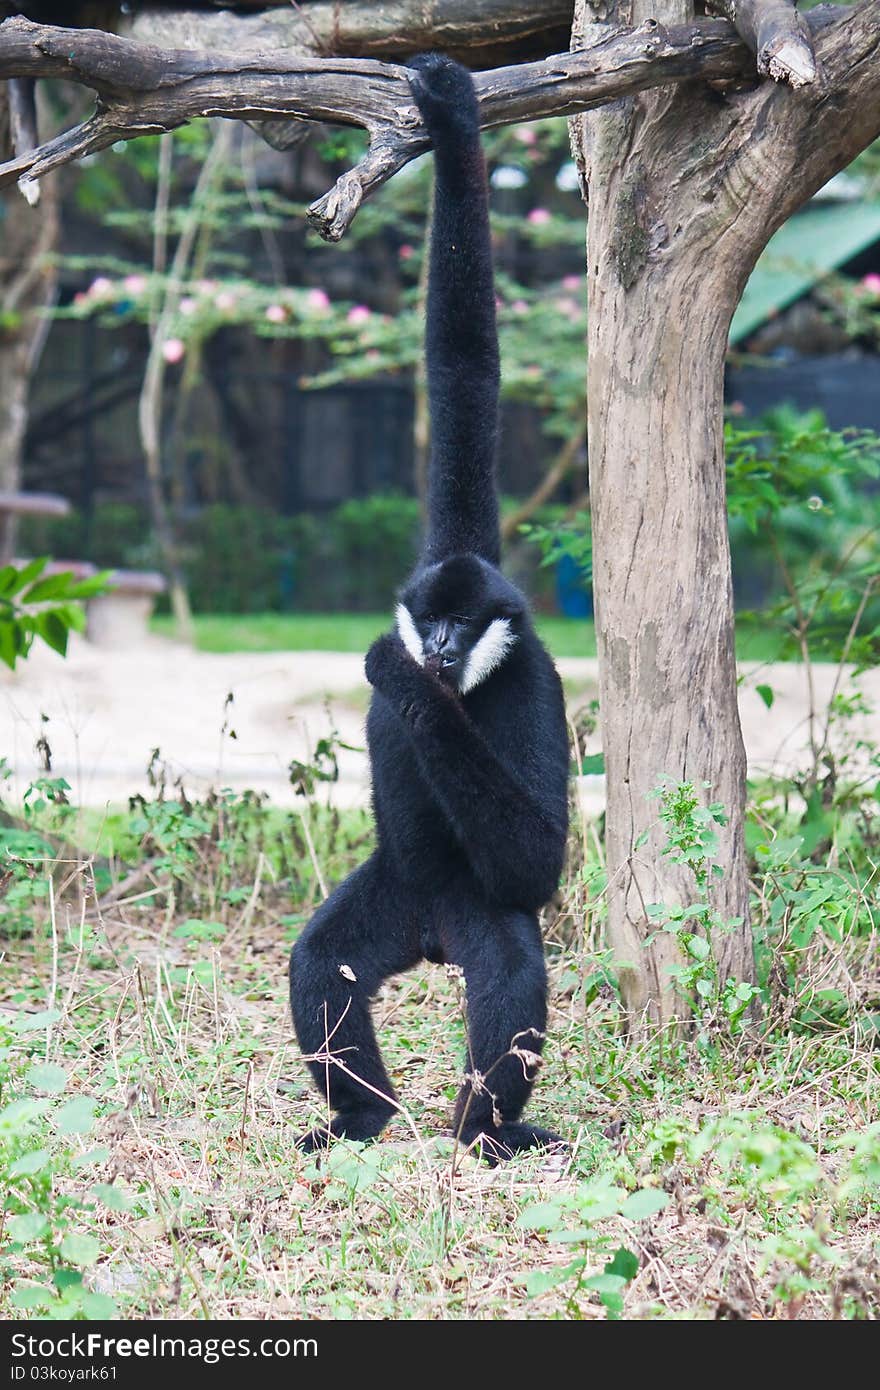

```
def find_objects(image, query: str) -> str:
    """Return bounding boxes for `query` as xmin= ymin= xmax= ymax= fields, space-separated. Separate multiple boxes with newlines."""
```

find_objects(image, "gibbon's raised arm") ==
xmin=409 ymin=56 xmax=501 ymax=568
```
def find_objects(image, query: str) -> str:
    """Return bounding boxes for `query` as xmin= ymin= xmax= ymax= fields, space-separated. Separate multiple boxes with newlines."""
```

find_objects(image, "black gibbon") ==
xmin=289 ymin=54 xmax=570 ymax=1164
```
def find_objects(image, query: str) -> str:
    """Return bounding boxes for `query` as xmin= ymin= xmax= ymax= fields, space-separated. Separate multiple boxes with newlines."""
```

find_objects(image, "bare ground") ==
xmin=2 ymin=633 xmax=878 ymax=810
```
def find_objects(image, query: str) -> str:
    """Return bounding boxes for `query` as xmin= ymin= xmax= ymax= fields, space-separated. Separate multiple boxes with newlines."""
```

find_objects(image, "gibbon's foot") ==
xmin=408 ymin=53 xmax=480 ymax=142
xmin=460 ymin=1121 xmax=568 ymax=1167
xmin=296 ymin=1106 xmax=392 ymax=1154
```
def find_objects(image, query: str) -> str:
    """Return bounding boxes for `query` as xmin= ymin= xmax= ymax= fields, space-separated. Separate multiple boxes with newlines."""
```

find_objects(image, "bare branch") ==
xmin=0 ymin=14 xmax=760 ymax=236
xmin=707 ymin=0 xmax=818 ymax=86
xmin=0 ymin=6 xmax=871 ymax=239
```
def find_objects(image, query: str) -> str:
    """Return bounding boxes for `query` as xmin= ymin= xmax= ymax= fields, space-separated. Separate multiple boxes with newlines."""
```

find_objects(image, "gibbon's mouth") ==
xmin=425 ymin=651 xmax=460 ymax=682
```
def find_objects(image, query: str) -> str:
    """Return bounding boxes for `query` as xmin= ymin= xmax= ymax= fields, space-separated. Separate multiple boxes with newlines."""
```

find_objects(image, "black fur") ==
xmin=289 ymin=55 xmax=570 ymax=1164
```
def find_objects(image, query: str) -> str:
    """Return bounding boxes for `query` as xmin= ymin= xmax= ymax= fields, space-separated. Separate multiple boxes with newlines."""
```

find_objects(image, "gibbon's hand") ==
xmin=408 ymin=53 xmax=480 ymax=146
xmin=365 ymin=633 xmax=458 ymax=726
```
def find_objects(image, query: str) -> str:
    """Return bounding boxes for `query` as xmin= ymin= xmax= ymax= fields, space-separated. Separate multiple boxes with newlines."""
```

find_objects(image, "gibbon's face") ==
xmin=397 ymin=555 xmax=525 ymax=694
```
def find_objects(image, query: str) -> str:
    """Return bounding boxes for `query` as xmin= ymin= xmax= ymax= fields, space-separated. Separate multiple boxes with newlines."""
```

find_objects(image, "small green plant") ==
xmin=516 ymin=1181 xmax=669 ymax=1318
xmin=0 ymin=1018 xmax=127 ymax=1319
xmin=646 ymin=781 xmax=759 ymax=1043
xmin=0 ymin=559 xmax=107 ymax=670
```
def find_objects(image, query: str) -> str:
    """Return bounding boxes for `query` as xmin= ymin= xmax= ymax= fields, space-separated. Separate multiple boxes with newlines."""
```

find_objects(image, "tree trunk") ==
xmin=571 ymin=0 xmax=880 ymax=1027
xmin=571 ymin=0 xmax=753 ymax=1027
xmin=584 ymin=166 xmax=751 ymax=1024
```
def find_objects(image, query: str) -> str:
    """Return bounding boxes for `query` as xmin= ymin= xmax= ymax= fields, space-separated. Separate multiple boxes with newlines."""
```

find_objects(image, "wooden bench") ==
xmin=86 ymin=568 xmax=167 ymax=648
xmin=0 ymin=489 xmax=71 ymax=563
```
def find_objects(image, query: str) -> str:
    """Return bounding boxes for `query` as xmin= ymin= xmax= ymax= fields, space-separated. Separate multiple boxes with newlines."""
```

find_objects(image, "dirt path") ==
xmin=1 ymin=634 xmax=877 ymax=811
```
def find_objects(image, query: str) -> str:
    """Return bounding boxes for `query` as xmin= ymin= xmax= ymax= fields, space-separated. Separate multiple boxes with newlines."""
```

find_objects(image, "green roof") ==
xmin=730 ymin=200 xmax=880 ymax=345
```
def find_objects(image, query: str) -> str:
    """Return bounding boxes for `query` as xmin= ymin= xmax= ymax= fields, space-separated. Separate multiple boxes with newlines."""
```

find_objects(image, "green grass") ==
xmin=153 ymin=612 xmax=787 ymax=662
xmin=2 ymin=779 xmax=878 ymax=1321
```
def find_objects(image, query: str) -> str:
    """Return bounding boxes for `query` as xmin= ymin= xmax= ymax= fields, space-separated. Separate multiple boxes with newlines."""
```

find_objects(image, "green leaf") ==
xmin=8 ymin=1149 xmax=52 ymax=1178
xmin=9 ymin=1284 xmax=53 ymax=1311
xmin=685 ymin=934 xmax=711 ymax=961
xmin=0 ymin=557 xmax=47 ymax=598
xmin=10 ymin=1008 xmax=61 ymax=1034
xmin=523 ymin=1260 xmax=585 ymax=1296
xmin=66 ymin=572 xmax=111 ymax=600
xmin=91 ymin=1183 xmax=133 ymax=1212
xmin=8 ymin=1211 xmax=50 ymax=1243
xmin=59 ymin=1233 xmax=101 ymax=1267
xmin=620 ymin=1188 xmax=671 ymax=1221
xmin=517 ymin=1201 xmax=565 ymax=1231
xmin=26 ymin=1062 xmax=68 ymax=1094
xmin=756 ymin=683 xmax=775 ymax=710
xmin=0 ymin=1097 xmax=52 ymax=1130
xmin=583 ymin=1272 xmax=628 ymax=1294
xmin=54 ymin=1096 xmax=98 ymax=1135
xmin=605 ymin=1246 xmax=639 ymax=1281
xmin=0 ymin=620 xmax=19 ymax=670
xmin=71 ymin=1146 xmax=110 ymax=1170
xmin=22 ymin=572 xmax=79 ymax=603
xmin=79 ymin=1291 xmax=118 ymax=1319
xmin=36 ymin=610 xmax=70 ymax=658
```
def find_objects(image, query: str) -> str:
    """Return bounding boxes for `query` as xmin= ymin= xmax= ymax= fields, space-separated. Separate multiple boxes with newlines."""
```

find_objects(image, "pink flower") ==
xmin=398 ymin=244 xmax=414 ymax=261
xmin=88 ymin=276 xmax=114 ymax=299
xmin=515 ymin=126 xmax=537 ymax=146
xmin=265 ymin=303 xmax=287 ymax=324
xmin=161 ymin=338 xmax=185 ymax=364
xmin=347 ymin=305 xmax=371 ymax=325
xmin=562 ymin=275 xmax=582 ymax=292
xmin=123 ymin=274 xmax=147 ymax=295
xmin=861 ymin=273 xmax=880 ymax=295
xmin=179 ymin=297 xmax=197 ymax=316
xmin=197 ymin=279 xmax=219 ymax=295
xmin=214 ymin=290 xmax=237 ymax=313
xmin=554 ymin=296 xmax=580 ymax=319
xmin=527 ymin=208 xmax=551 ymax=226
xmin=73 ymin=292 xmax=88 ymax=307
xmin=512 ymin=299 xmax=529 ymax=315
xmin=306 ymin=288 xmax=330 ymax=311
xmin=366 ymin=350 xmax=381 ymax=363
xmin=524 ymin=365 xmax=541 ymax=379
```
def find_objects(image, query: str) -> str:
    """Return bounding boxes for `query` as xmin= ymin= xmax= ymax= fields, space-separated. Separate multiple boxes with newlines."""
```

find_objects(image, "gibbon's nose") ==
xmin=424 ymin=621 xmax=458 ymax=666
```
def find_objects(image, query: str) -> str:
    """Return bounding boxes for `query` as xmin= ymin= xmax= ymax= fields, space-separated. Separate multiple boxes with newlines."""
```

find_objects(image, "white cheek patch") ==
xmin=459 ymin=618 xmax=516 ymax=694
xmin=396 ymin=603 xmax=425 ymax=664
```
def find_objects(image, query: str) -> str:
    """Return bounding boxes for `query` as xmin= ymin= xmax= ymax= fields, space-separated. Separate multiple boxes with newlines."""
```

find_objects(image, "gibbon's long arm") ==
xmin=409 ymin=55 xmax=501 ymax=568
xmin=366 ymin=635 xmax=565 ymax=908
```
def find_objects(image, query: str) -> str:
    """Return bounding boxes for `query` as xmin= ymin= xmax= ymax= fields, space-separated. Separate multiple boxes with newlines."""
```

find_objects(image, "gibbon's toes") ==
xmin=408 ymin=53 xmax=479 ymax=138
xmin=461 ymin=1121 xmax=569 ymax=1166
xmin=296 ymin=1108 xmax=393 ymax=1153
xmin=296 ymin=1125 xmax=333 ymax=1154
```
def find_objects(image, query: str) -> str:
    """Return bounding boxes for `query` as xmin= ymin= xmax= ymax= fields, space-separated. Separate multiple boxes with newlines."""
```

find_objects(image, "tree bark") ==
xmin=124 ymin=1 xmax=577 ymax=66
xmin=571 ymin=0 xmax=880 ymax=1027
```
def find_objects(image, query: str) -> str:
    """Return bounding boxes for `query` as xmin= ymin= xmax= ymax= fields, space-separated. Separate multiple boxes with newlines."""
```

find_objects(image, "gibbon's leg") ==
xmin=289 ymin=854 xmax=421 ymax=1151
xmin=445 ymin=907 xmax=565 ymax=1164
